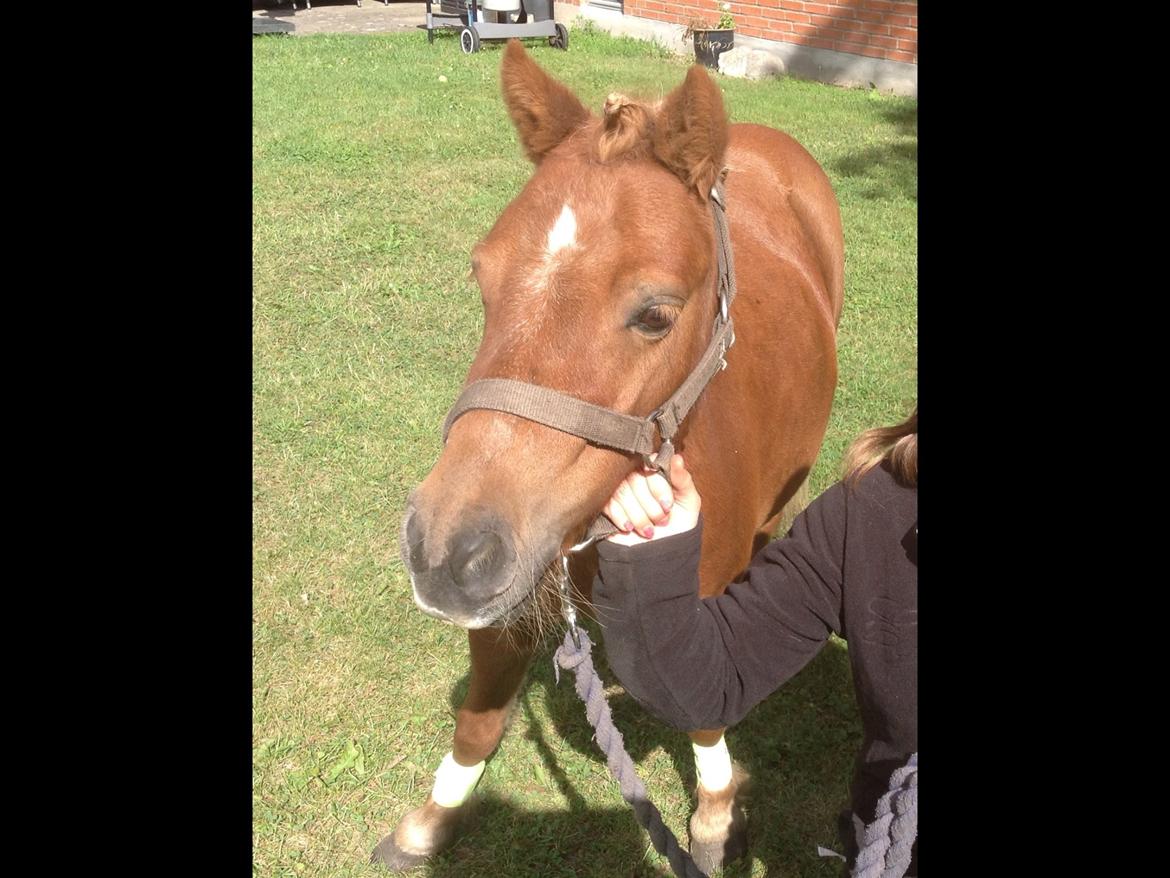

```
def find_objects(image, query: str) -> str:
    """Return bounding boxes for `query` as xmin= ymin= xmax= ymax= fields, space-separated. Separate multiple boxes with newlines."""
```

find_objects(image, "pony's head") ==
xmin=402 ymin=41 xmax=729 ymax=628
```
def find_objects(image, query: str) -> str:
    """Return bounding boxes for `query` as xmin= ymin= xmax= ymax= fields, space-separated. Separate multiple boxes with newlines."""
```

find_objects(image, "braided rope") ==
xmin=851 ymin=753 xmax=917 ymax=878
xmin=554 ymin=628 xmax=709 ymax=878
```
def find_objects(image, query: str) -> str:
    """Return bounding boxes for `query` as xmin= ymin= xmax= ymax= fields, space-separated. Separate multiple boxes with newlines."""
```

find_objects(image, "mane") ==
xmin=549 ymin=92 xmax=659 ymax=166
xmin=594 ymin=93 xmax=658 ymax=163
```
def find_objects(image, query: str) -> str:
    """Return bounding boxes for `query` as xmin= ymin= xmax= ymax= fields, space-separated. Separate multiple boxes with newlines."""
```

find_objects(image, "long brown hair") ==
xmin=842 ymin=406 xmax=917 ymax=488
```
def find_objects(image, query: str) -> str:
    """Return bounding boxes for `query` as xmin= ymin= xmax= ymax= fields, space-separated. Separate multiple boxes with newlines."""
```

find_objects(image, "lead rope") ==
xmin=851 ymin=753 xmax=917 ymax=878
xmin=552 ymin=551 xmax=707 ymax=878
xmin=553 ymin=627 xmax=709 ymax=878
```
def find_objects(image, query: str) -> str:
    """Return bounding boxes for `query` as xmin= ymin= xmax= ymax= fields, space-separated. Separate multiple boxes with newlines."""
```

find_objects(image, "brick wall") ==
xmin=560 ymin=0 xmax=918 ymax=66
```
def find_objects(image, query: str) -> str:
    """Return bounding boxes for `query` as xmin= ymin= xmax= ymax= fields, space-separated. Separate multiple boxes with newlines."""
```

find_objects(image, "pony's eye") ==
xmin=632 ymin=305 xmax=677 ymax=337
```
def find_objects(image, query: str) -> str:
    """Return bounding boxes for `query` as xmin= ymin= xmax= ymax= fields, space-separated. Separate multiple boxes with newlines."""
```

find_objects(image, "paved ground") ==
xmin=252 ymin=1 xmax=429 ymax=36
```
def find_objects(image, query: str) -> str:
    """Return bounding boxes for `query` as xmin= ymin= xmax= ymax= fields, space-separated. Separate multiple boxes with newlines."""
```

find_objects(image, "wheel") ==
xmin=460 ymin=26 xmax=481 ymax=54
xmin=549 ymin=22 xmax=568 ymax=50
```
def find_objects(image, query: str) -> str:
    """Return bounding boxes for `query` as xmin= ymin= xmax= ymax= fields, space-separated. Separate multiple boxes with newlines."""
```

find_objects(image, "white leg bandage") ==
xmin=430 ymin=752 xmax=485 ymax=808
xmin=692 ymin=735 xmax=733 ymax=792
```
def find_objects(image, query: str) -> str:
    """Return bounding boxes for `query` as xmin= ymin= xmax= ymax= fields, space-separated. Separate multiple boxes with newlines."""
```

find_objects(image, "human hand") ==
xmin=603 ymin=454 xmax=701 ymax=546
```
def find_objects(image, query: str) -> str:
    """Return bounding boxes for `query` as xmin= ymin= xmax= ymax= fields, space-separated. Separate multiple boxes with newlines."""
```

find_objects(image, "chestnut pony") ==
xmin=377 ymin=40 xmax=843 ymax=873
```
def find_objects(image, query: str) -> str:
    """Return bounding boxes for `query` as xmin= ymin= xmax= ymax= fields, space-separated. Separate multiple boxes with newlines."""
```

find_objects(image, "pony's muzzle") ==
xmin=403 ymin=505 xmax=519 ymax=626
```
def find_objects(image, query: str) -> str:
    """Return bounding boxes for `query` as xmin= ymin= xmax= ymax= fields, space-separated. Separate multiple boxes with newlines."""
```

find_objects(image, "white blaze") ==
xmin=547 ymin=204 xmax=577 ymax=254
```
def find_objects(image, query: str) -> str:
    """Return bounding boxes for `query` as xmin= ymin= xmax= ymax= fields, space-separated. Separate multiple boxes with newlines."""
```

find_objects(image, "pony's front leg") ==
xmin=687 ymin=727 xmax=751 ymax=873
xmin=372 ymin=625 xmax=537 ymax=871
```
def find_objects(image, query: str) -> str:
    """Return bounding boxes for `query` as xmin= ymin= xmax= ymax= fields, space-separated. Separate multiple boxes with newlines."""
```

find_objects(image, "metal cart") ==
xmin=423 ymin=0 xmax=568 ymax=53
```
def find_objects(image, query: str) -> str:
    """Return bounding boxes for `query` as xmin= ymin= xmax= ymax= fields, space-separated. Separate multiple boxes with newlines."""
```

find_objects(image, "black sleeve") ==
xmin=593 ymin=483 xmax=848 ymax=731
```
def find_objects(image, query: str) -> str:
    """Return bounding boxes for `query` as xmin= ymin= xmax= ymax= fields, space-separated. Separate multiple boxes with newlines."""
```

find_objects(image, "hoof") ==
xmin=689 ymin=823 xmax=748 ymax=874
xmin=370 ymin=834 xmax=429 ymax=871
xmin=688 ymin=762 xmax=750 ymax=873
xmin=370 ymin=795 xmax=474 ymax=872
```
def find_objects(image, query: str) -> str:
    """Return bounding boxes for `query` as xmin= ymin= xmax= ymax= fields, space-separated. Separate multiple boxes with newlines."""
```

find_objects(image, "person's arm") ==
xmin=593 ymin=467 xmax=847 ymax=731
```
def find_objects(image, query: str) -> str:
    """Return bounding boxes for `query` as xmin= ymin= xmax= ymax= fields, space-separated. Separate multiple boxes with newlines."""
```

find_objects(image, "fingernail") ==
xmin=622 ymin=521 xmax=634 ymax=533
xmin=641 ymin=526 xmax=654 ymax=539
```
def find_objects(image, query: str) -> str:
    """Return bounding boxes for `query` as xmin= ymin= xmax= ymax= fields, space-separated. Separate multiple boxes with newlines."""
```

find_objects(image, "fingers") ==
xmin=603 ymin=454 xmax=701 ymax=544
xmin=670 ymin=454 xmax=698 ymax=506
xmin=602 ymin=495 xmax=634 ymax=535
xmin=610 ymin=475 xmax=659 ymax=539
xmin=628 ymin=469 xmax=670 ymax=525
xmin=602 ymin=467 xmax=670 ymax=539
xmin=643 ymin=466 xmax=674 ymax=515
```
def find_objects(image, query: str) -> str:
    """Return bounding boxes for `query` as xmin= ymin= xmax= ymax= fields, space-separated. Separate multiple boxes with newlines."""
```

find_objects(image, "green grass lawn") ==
xmin=253 ymin=24 xmax=916 ymax=878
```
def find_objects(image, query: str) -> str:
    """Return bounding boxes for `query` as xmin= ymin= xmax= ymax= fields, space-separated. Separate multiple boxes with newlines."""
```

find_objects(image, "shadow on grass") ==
xmin=424 ymin=795 xmax=667 ymax=877
xmin=432 ymin=620 xmax=859 ymax=876
xmin=831 ymin=102 xmax=918 ymax=203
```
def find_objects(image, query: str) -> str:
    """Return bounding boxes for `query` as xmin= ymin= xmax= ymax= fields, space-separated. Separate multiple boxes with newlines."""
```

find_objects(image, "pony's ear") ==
xmin=500 ymin=39 xmax=591 ymax=164
xmin=653 ymin=65 xmax=729 ymax=201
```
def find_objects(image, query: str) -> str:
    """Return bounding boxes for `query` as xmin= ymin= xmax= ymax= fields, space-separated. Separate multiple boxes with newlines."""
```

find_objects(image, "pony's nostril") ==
xmin=449 ymin=529 xmax=507 ymax=596
xmin=407 ymin=510 xmax=516 ymax=621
